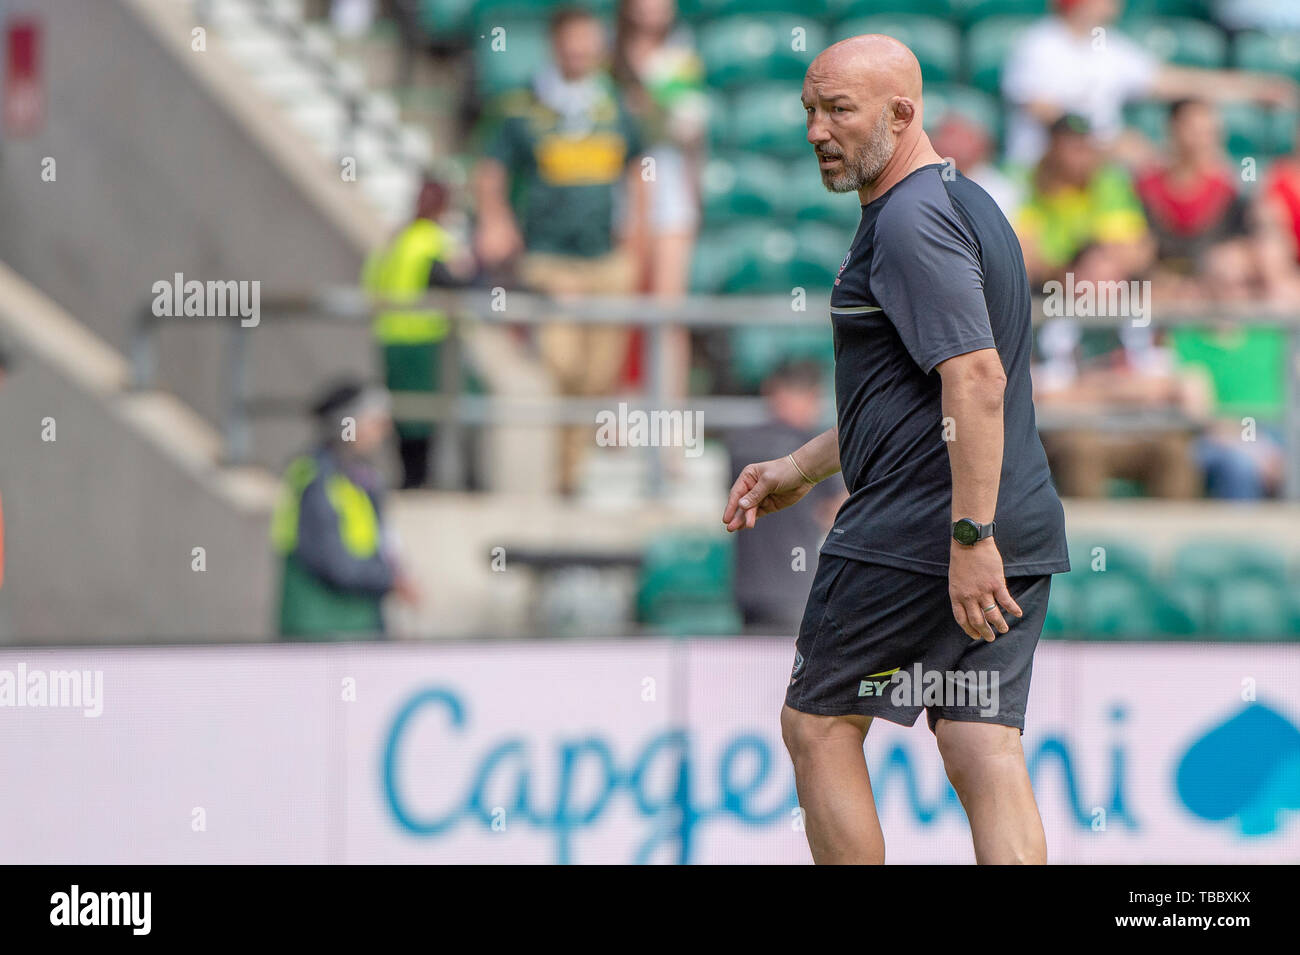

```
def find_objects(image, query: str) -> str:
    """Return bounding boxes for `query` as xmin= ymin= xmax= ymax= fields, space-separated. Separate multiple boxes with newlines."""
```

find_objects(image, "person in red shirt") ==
xmin=1135 ymin=98 xmax=1249 ymax=287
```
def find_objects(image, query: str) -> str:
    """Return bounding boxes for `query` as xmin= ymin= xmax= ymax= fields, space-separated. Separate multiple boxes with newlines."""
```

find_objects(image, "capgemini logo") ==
xmin=1175 ymin=703 xmax=1300 ymax=836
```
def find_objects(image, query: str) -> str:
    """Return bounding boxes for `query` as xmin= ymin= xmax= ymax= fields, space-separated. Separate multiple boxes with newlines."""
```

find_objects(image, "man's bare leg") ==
xmin=780 ymin=704 xmax=884 ymax=864
xmin=935 ymin=718 xmax=1046 ymax=864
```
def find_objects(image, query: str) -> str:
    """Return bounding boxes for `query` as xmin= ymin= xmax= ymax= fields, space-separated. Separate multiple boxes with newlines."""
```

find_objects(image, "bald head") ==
xmin=802 ymin=34 xmax=935 ymax=197
xmin=808 ymin=34 xmax=923 ymax=105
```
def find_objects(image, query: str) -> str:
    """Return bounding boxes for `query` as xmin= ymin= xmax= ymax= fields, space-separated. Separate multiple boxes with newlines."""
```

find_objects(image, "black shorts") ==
xmin=784 ymin=553 xmax=1052 ymax=734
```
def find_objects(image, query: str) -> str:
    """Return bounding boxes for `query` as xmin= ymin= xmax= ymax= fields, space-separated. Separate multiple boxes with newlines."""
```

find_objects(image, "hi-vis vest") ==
xmin=271 ymin=455 xmax=384 ymax=638
xmin=271 ymin=456 xmax=380 ymax=559
xmin=363 ymin=218 xmax=453 ymax=346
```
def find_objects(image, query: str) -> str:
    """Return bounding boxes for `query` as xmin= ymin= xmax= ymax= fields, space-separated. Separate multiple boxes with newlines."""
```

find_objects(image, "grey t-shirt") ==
xmin=821 ymin=163 xmax=1069 ymax=577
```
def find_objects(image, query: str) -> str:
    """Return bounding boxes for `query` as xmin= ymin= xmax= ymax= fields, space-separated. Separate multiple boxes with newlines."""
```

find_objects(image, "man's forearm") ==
xmin=790 ymin=427 xmax=841 ymax=484
xmin=942 ymin=367 xmax=1005 ymax=523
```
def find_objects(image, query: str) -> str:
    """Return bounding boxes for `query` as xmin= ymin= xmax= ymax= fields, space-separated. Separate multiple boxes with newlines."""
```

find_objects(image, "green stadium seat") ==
xmin=1234 ymin=32 xmax=1300 ymax=82
xmin=831 ymin=16 xmax=961 ymax=85
xmin=923 ymin=83 xmax=1004 ymax=141
xmin=419 ymin=0 xmax=478 ymax=38
xmin=718 ymin=83 xmax=810 ymax=159
xmin=779 ymin=160 xmax=863 ymax=227
xmin=1123 ymin=100 xmax=1168 ymax=143
xmin=1153 ymin=577 xmax=1210 ymax=637
xmin=700 ymin=153 xmax=788 ymax=224
xmin=1120 ymin=0 xmax=1210 ymax=19
xmin=1075 ymin=574 xmax=1160 ymax=640
xmin=1212 ymin=577 xmax=1290 ymax=640
xmin=637 ymin=531 xmax=741 ymax=635
xmin=967 ymin=16 xmax=1036 ymax=95
xmin=471 ymin=16 xmax=550 ymax=97
xmin=1222 ymin=104 xmax=1297 ymax=158
xmin=1127 ymin=17 xmax=1227 ymax=69
xmin=680 ymin=0 xmax=830 ymax=21
xmin=688 ymin=226 xmax=743 ymax=293
xmin=725 ymin=221 xmax=844 ymax=293
xmin=1067 ymin=538 xmax=1153 ymax=583
xmin=729 ymin=325 xmax=834 ymax=391
xmin=827 ymin=0 xmax=959 ymax=20
xmin=698 ymin=16 xmax=827 ymax=89
xmin=1171 ymin=541 xmax=1289 ymax=591
xmin=1041 ymin=575 xmax=1075 ymax=638
xmin=959 ymin=0 xmax=1052 ymax=22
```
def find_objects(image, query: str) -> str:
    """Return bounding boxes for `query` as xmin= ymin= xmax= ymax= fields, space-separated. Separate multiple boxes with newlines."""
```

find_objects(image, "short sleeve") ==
xmin=868 ymin=188 xmax=997 ymax=375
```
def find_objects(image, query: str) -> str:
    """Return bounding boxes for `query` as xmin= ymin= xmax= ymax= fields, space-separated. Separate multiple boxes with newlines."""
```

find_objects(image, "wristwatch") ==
xmin=952 ymin=518 xmax=996 ymax=546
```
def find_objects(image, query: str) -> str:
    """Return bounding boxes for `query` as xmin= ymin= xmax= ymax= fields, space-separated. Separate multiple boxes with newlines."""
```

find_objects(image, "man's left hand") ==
xmin=948 ymin=539 xmax=1023 ymax=642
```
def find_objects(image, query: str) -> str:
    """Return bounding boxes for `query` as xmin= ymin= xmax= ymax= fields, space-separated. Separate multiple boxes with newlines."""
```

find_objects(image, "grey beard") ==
xmin=822 ymin=108 xmax=895 ymax=193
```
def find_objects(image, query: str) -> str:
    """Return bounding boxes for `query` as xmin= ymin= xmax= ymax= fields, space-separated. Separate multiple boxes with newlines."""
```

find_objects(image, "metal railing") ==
xmin=129 ymin=289 xmax=1300 ymax=498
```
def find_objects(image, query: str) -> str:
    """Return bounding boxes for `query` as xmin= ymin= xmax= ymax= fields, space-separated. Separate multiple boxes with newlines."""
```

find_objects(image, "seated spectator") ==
xmin=1169 ymin=240 xmax=1287 ymax=499
xmin=929 ymin=112 xmax=1023 ymax=219
xmin=1262 ymin=132 xmax=1300 ymax=267
xmin=1015 ymin=114 xmax=1154 ymax=288
xmin=1003 ymin=0 xmax=1296 ymax=166
xmin=472 ymin=6 xmax=647 ymax=496
xmin=272 ymin=381 xmax=419 ymax=640
xmin=1136 ymin=98 xmax=1251 ymax=295
xmin=725 ymin=361 xmax=845 ymax=633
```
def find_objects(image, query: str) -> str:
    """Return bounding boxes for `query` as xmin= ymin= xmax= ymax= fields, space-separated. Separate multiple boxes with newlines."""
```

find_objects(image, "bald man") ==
xmin=723 ymin=36 xmax=1070 ymax=864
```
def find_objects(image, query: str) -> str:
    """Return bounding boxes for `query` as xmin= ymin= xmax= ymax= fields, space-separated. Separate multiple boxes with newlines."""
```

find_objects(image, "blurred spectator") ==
xmin=1033 ymin=321 xmax=1203 ymax=498
xmin=1136 ymin=100 xmax=1250 ymax=278
xmin=613 ymin=0 xmax=707 ymax=400
xmin=1169 ymin=241 xmax=1287 ymax=499
xmin=1003 ymin=0 xmax=1296 ymax=166
xmin=1015 ymin=114 xmax=1154 ymax=288
xmin=472 ymin=6 xmax=646 ymax=495
xmin=272 ymin=381 xmax=419 ymax=640
xmin=363 ymin=175 xmax=474 ymax=489
xmin=725 ymin=361 xmax=846 ymax=632
xmin=1262 ymin=132 xmax=1300 ymax=267
xmin=929 ymin=112 xmax=1023 ymax=219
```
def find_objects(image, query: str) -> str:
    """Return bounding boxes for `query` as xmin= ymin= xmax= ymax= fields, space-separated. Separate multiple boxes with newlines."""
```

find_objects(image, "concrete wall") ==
xmin=0 ymin=0 xmax=385 ymax=470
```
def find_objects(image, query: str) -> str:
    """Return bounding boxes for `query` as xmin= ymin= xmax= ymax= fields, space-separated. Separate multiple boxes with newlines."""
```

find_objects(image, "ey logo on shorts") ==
xmin=857 ymin=667 xmax=900 ymax=697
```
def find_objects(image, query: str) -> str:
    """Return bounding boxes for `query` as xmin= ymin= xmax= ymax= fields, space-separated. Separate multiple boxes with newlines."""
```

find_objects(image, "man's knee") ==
xmin=935 ymin=719 xmax=1022 ymax=793
xmin=780 ymin=704 xmax=868 ymax=762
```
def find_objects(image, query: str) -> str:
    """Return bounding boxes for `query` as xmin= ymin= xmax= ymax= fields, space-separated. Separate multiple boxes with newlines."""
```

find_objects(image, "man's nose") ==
xmin=807 ymin=118 xmax=830 ymax=146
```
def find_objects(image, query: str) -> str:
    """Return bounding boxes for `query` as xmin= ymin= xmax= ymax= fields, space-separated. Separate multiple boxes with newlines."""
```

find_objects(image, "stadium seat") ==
xmin=471 ymin=16 xmax=550 ymax=97
xmin=697 ymin=16 xmax=826 ymax=89
xmin=1120 ymin=0 xmax=1211 ymax=18
xmin=1212 ymin=577 xmax=1291 ymax=640
xmin=1041 ymin=575 xmax=1076 ymax=638
xmin=1153 ymin=578 xmax=1211 ymax=637
xmin=923 ymin=83 xmax=1004 ymax=142
xmin=637 ymin=532 xmax=742 ymax=635
xmin=1075 ymin=574 xmax=1160 ymax=640
xmin=729 ymin=325 xmax=834 ymax=391
xmin=831 ymin=16 xmax=961 ymax=85
xmin=724 ymin=221 xmax=844 ymax=293
xmin=689 ymin=226 xmax=744 ymax=293
xmin=679 ymin=0 xmax=830 ymax=21
xmin=966 ymin=16 xmax=1037 ymax=95
xmin=827 ymin=0 xmax=959 ymax=20
xmin=1234 ymin=32 xmax=1300 ymax=82
xmin=778 ymin=159 xmax=863 ymax=227
xmin=1222 ymin=104 xmax=1297 ymax=158
xmin=959 ymin=0 xmax=1052 ymax=22
xmin=1068 ymin=538 xmax=1153 ymax=583
xmin=1171 ymin=541 xmax=1289 ymax=591
xmin=700 ymin=153 xmax=788 ymax=224
xmin=1126 ymin=17 xmax=1227 ymax=69
xmin=717 ymin=83 xmax=810 ymax=159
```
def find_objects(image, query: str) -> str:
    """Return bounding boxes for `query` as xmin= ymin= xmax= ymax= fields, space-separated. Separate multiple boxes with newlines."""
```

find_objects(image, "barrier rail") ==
xmin=130 ymin=289 xmax=1300 ymax=498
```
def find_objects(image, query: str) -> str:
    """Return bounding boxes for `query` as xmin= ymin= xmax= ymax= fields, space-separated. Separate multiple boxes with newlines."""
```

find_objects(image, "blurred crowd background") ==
xmin=3 ymin=0 xmax=1300 ymax=644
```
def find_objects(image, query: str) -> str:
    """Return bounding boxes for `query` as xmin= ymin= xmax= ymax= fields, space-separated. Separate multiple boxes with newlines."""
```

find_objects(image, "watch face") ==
xmin=954 ymin=521 xmax=978 ymax=545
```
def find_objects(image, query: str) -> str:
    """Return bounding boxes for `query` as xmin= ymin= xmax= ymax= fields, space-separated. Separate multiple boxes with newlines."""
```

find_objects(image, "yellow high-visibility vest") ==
xmin=363 ymin=218 xmax=453 ymax=345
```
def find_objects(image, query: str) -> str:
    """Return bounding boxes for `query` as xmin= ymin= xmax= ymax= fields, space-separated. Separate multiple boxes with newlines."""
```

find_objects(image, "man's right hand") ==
xmin=722 ymin=455 xmax=817 ymax=532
